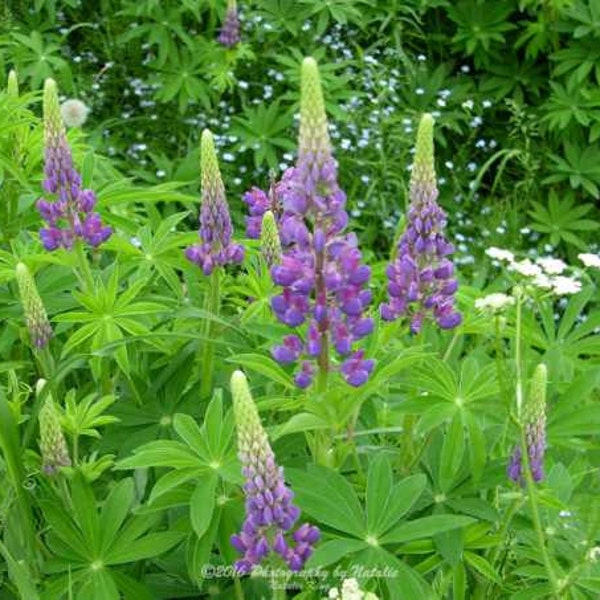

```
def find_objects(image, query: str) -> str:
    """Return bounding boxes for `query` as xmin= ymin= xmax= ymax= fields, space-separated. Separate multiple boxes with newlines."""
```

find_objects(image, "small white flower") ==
xmin=415 ymin=87 xmax=425 ymax=95
xmin=482 ymin=99 xmax=492 ymax=108
xmin=328 ymin=588 xmax=340 ymax=599
xmin=461 ymin=65 xmax=470 ymax=73
xmin=462 ymin=99 xmax=474 ymax=110
xmin=578 ymin=253 xmax=600 ymax=268
xmin=537 ymin=257 xmax=567 ymax=275
xmin=445 ymin=161 xmax=454 ymax=170
xmin=531 ymin=274 xmax=553 ymax=290
xmin=475 ymin=293 xmax=515 ymax=313
xmin=587 ymin=546 xmax=600 ymax=562
xmin=485 ymin=247 xmax=514 ymax=263
xmin=417 ymin=53 xmax=426 ymax=61
xmin=60 ymin=99 xmax=90 ymax=128
xmin=511 ymin=259 xmax=542 ymax=277
xmin=552 ymin=276 xmax=582 ymax=295
xmin=436 ymin=98 xmax=446 ymax=107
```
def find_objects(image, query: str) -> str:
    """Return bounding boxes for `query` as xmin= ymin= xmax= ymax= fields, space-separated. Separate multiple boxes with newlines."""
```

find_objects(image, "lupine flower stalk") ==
xmin=7 ymin=69 xmax=18 ymax=97
xmin=230 ymin=371 xmax=319 ymax=573
xmin=218 ymin=0 xmax=241 ymax=47
xmin=260 ymin=210 xmax=282 ymax=267
xmin=381 ymin=113 xmax=461 ymax=333
xmin=508 ymin=363 xmax=547 ymax=484
xmin=37 ymin=78 xmax=112 ymax=251
xmin=268 ymin=57 xmax=374 ymax=388
xmin=185 ymin=129 xmax=244 ymax=275
xmin=15 ymin=262 xmax=52 ymax=349
xmin=39 ymin=396 xmax=71 ymax=475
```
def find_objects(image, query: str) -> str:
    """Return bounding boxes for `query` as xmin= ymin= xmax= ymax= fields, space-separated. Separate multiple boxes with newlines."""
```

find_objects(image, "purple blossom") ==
xmin=230 ymin=371 xmax=319 ymax=573
xmin=265 ymin=57 xmax=374 ymax=388
xmin=37 ymin=79 xmax=111 ymax=251
xmin=508 ymin=365 xmax=547 ymax=485
xmin=381 ymin=113 xmax=461 ymax=333
xmin=218 ymin=0 xmax=241 ymax=47
xmin=186 ymin=129 xmax=244 ymax=275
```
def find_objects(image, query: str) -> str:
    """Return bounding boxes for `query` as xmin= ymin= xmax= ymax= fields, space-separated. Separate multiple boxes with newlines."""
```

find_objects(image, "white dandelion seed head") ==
xmin=60 ymin=99 xmax=90 ymax=128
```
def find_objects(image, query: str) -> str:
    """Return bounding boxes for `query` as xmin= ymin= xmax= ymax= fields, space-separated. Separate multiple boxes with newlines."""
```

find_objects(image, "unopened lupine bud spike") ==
xmin=299 ymin=57 xmax=331 ymax=164
xmin=508 ymin=363 xmax=548 ymax=485
xmin=39 ymin=397 xmax=71 ymax=475
xmin=260 ymin=210 xmax=281 ymax=266
xmin=15 ymin=262 xmax=53 ymax=349
xmin=185 ymin=129 xmax=244 ymax=275
xmin=218 ymin=0 xmax=241 ymax=47
xmin=37 ymin=78 xmax=112 ymax=251
xmin=7 ymin=69 xmax=19 ymax=97
xmin=381 ymin=113 xmax=461 ymax=332
xmin=230 ymin=371 xmax=319 ymax=573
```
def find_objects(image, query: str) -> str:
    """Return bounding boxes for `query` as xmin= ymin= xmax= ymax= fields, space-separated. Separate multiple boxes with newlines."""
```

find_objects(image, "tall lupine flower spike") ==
xmin=39 ymin=396 xmax=71 ymax=475
xmin=230 ymin=371 xmax=319 ymax=573
xmin=186 ymin=129 xmax=244 ymax=275
xmin=7 ymin=69 xmax=19 ymax=97
xmin=508 ymin=364 xmax=547 ymax=485
xmin=269 ymin=57 xmax=374 ymax=388
xmin=260 ymin=210 xmax=282 ymax=267
xmin=15 ymin=263 xmax=53 ymax=349
xmin=218 ymin=0 xmax=241 ymax=47
xmin=381 ymin=113 xmax=461 ymax=333
xmin=37 ymin=78 xmax=112 ymax=251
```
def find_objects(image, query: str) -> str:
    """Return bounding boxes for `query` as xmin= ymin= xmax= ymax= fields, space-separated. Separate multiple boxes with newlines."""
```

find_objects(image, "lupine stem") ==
xmin=520 ymin=426 xmax=560 ymax=598
xmin=201 ymin=269 xmax=221 ymax=399
xmin=514 ymin=289 xmax=524 ymax=420
xmin=74 ymin=240 xmax=94 ymax=294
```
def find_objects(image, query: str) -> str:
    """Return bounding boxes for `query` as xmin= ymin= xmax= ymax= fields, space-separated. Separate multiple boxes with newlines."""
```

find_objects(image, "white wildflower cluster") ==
xmin=484 ymin=247 xmax=583 ymax=296
xmin=475 ymin=293 xmax=515 ymax=314
xmin=578 ymin=253 xmax=600 ymax=269
xmin=326 ymin=578 xmax=379 ymax=600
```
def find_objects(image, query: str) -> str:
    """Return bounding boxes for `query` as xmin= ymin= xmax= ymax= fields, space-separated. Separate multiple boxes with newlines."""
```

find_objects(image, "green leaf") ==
xmin=226 ymin=353 xmax=295 ymax=389
xmin=70 ymin=473 xmax=101 ymax=554
xmin=381 ymin=515 xmax=475 ymax=545
xmin=115 ymin=440 xmax=202 ymax=470
xmin=190 ymin=472 xmax=218 ymax=539
xmin=367 ymin=454 xmax=393 ymax=533
xmin=464 ymin=551 xmax=502 ymax=584
xmin=99 ymin=479 xmax=134 ymax=555
xmin=307 ymin=538 xmax=369 ymax=568
xmin=105 ymin=531 xmax=184 ymax=565
xmin=0 ymin=540 xmax=40 ymax=600
xmin=271 ymin=412 xmax=330 ymax=440
xmin=376 ymin=475 xmax=427 ymax=536
xmin=287 ymin=465 xmax=366 ymax=538
xmin=173 ymin=413 xmax=210 ymax=460
xmin=439 ymin=412 xmax=466 ymax=492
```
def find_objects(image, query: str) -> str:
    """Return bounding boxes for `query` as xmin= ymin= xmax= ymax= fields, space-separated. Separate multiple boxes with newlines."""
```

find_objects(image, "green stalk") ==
xmin=200 ymin=269 xmax=221 ymax=399
xmin=514 ymin=290 xmax=524 ymax=420
xmin=520 ymin=426 xmax=561 ymax=598
xmin=74 ymin=240 xmax=94 ymax=294
xmin=233 ymin=578 xmax=245 ymax=600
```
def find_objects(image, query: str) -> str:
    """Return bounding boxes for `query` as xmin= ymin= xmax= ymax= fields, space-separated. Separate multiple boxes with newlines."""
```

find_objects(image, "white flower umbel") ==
xmin=510 ymin=259 xmax=543 ymax=278
xmin=551 ymin=276 xmax=582 ymax=295
xmin=325 ymin=578 xmax=379 ymax=600
xmin=578 ymin=253 xmax=600 ymax=269
xmin=475 ymin=293 xmax=515 ymax=313
xmin=537 ymin=257 xmax=567 ymax=275
xmin=60 ymin=99 xmax=90 ymax=128
xmin=485 ymin=247 xmax=514 ymax=263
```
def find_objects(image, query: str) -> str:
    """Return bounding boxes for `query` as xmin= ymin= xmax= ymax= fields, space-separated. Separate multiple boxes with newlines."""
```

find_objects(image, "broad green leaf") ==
xmin=464 ymin=551 xmax=502 ymax=584
xmin=115 ymin=440 xmax=202 ymax=470
xmin=106 ymin=531 xmax=184 ymax=565
xmin=366 ymin=455 xmax=393 ymax=533
xmin=307 ymin=538 xmax=369 ymax=568
xmin=149 ymin=468 xmax=203 ymax=505
xmin=376 ymin=475 xmax=427 ymax=536
xmin=227 ymin=353 xmax=294 ymax=389
xmin=272 ymin=412 xmax=329 ymax=440
xmin=99 ymin=479 xmax=134 ymax=555
xmin=439 ymin=412 xmax=465 ymax=492
xmin=287 ymin=465 xmax=366 ymax=538
xmin=381 ymin=515 xmax=475 ymax=545
xmin=173 ymin=413 xmax=210 ymax=460
xmin=70 ymin=474 xmax=101 ymax=554
xmin=190 ymin=472 xmax=218 ymax=539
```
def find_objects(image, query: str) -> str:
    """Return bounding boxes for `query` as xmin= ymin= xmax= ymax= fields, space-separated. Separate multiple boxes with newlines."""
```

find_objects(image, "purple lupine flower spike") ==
xmin=266 ymin=57 xmax=373 ymax=388
xmin=508 ymin=364 xmax=548 ymax=485
xmin=230 ymin=371 xmax=319 ymax=573
xmin=218 ymin=0 xmax=241 ymax=47
xmin=37 ymin=79 xmax=111 ymax=251
xmin=381 ymin=113 xmax=461 ymax=333
xmin=186 ymin=129 xmax=244 ymax=275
